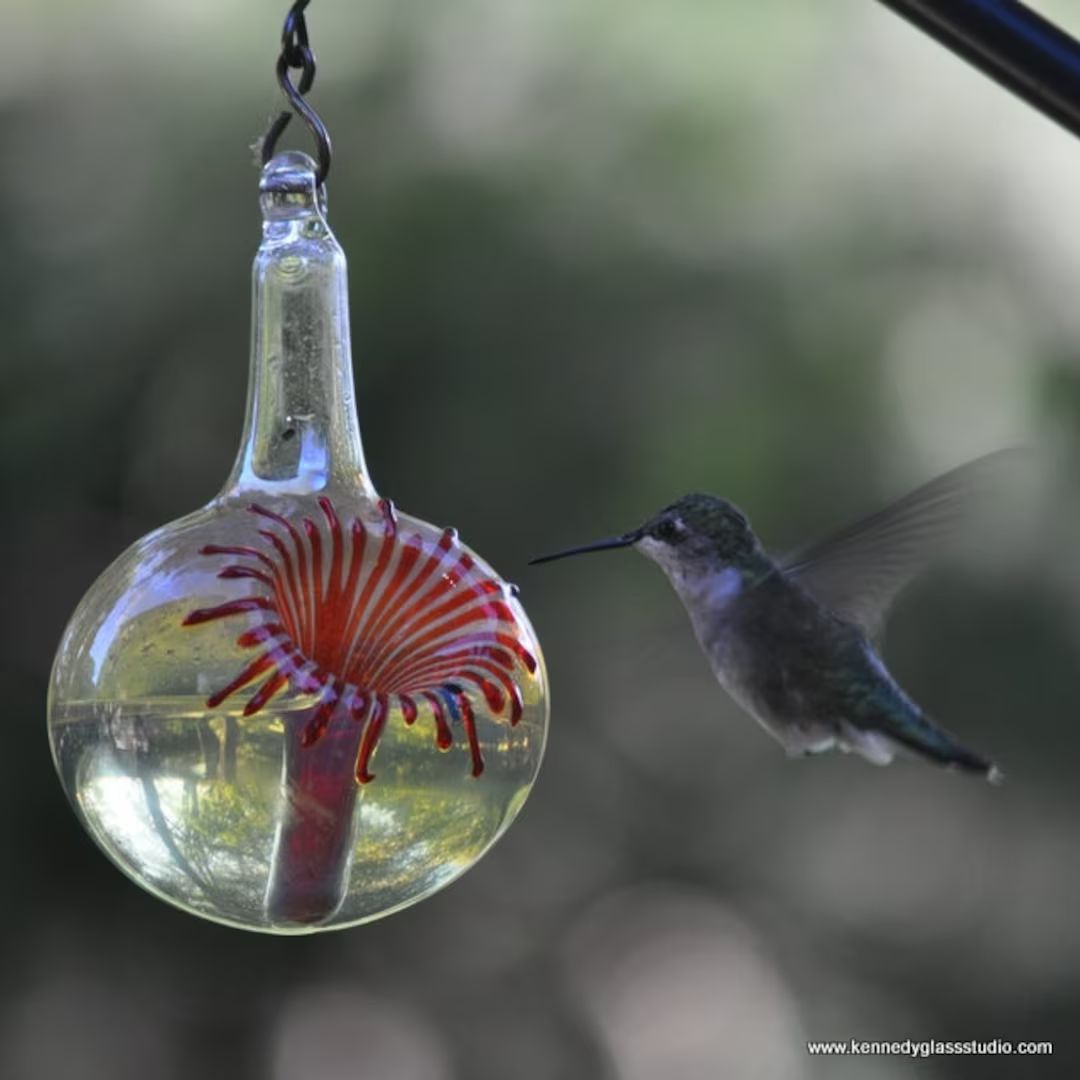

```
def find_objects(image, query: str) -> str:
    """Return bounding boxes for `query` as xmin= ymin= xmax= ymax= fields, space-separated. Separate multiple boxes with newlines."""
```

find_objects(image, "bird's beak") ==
xmin=529 ymin=531 xmax=640 ymax=565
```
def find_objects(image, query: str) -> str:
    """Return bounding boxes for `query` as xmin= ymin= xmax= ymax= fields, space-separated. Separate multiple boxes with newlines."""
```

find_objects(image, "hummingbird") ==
xmin=531 ymin=455 xmax=1007 ymax=781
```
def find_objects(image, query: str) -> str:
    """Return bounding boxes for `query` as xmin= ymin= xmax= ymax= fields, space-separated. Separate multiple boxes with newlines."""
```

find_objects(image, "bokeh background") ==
xmin=4 ymin=0 xmax=1080 ymax=1076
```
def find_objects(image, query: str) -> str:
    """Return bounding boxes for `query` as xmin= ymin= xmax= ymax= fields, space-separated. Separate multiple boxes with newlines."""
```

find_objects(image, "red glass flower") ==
xmin=183 ymin=496 xmax=537 ymax=784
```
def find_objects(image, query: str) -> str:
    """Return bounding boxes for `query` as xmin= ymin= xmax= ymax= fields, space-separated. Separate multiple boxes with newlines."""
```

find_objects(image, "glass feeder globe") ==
xmin=48 ymin=152 xmax=549 ymax=933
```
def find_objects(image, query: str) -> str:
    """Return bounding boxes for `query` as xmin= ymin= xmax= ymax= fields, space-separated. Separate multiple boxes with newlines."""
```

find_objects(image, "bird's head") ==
xmin=531 ymin=493 xmax=761 ymax=581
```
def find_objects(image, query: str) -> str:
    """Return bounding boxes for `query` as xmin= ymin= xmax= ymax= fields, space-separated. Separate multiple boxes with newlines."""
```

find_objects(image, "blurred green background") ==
xmin=4 ymin=0 xmax=1080 ymax=1076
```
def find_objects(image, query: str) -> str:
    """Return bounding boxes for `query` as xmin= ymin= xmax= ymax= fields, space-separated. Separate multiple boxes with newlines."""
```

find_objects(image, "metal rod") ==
xmin=875 ymin=0 xmax=1080 ymax=139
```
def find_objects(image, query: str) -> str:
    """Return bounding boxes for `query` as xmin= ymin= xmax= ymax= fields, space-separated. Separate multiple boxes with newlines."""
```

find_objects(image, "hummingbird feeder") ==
xmin=47 ymin=1 xmax=549 ymax=933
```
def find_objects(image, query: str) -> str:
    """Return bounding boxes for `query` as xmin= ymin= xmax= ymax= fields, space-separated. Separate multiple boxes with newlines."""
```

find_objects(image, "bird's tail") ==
xmin=886 ymin=710 xmax=1003 ymax=784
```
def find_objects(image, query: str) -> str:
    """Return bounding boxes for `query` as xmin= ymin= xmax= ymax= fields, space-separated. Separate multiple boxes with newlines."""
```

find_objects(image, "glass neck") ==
xmin=225 ymin=152 xmax=372 ymax=498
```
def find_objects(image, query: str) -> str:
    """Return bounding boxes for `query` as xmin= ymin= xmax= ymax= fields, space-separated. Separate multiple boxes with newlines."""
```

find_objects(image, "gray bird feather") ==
xmin=780 ymin=450 xmax=1017 ymax=641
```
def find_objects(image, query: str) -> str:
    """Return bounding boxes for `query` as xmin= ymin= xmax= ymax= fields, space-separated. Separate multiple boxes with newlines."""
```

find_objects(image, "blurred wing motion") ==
xmin=781 ymin=450 xmax=1019 ymax=640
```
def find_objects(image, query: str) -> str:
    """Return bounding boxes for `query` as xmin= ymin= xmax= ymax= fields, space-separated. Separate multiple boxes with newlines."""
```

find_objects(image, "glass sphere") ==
xmin=49 ymin=492 xmax=547 ymax=932
xmin=47 ymin=153 xmax=549 ymax=933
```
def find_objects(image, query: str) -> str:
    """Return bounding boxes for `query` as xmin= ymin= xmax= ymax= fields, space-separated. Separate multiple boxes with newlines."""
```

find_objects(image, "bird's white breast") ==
xmin=680 ymin=565 xmax=743 ymax=611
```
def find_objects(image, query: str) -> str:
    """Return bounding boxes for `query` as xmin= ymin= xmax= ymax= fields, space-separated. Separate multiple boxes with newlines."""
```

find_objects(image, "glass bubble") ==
xmin=48 ymin=153 xmax=548 ymax=933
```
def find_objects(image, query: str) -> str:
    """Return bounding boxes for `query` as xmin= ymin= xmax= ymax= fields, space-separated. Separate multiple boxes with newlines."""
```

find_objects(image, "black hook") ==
xmin=262 ymin=0 xmax=333 ymax=187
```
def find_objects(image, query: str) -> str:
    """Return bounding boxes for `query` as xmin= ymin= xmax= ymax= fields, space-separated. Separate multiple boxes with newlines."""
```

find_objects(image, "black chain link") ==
xmin=262 ymin=0 xmax=332 ymax=187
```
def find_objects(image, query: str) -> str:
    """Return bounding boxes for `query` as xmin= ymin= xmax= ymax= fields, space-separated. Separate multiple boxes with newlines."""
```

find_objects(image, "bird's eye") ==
xmin=656 ymin=519 xmax=680 ymax=541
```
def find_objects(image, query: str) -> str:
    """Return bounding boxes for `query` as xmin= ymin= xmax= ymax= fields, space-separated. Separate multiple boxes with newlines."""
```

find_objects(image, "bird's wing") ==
xmin=780 ymin=450 xmax=1017 ymax=640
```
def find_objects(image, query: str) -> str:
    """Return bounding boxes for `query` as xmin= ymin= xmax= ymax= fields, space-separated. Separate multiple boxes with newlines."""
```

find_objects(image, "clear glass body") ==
xmin=48 ymin=153 xmax=548 ymax=934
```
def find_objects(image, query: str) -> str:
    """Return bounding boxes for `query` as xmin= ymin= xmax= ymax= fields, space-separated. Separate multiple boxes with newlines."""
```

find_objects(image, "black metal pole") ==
xmin=876 ymin=0 xmax=1080 ymax=139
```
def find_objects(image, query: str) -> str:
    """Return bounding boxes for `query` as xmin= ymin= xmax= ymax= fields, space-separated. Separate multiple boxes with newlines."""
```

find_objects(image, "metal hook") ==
xmin=262 ymin=0 xmax=333 ymax=187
